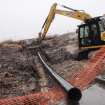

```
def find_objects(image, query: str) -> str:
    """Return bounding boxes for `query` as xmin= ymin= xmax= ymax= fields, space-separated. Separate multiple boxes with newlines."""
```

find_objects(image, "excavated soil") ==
xmin=0 ymin=43 xmax=41 ymax=99
xmin=0 ymin=33 xmax=84 ymax=99
xmin=0 ymin=32 xmax=105 ymax=104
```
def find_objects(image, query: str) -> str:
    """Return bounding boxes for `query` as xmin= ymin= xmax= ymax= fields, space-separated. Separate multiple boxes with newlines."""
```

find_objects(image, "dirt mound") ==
xmin=0 ymin=33 xmax=86 ymax=99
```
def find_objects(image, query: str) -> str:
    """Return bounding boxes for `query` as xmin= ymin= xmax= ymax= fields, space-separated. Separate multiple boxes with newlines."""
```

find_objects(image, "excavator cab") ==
xmin=78 ymin=16 xmax=105 ymax=49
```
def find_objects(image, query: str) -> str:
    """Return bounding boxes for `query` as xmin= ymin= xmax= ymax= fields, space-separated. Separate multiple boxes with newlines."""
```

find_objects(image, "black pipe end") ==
xmin=67 ymin=87 xmax=82 ymax=102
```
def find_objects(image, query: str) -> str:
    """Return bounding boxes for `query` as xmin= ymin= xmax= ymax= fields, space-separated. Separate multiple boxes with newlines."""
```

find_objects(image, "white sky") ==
xmin=0 ymin=0 xmax=105 ymax=41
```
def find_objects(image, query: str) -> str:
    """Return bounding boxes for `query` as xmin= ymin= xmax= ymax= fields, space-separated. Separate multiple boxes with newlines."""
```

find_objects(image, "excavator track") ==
xmin=0 ymin=46 xmax=105 ymax=105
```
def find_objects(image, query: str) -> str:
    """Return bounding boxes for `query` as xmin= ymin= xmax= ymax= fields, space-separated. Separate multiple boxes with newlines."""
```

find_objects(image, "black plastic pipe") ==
xmin=37 ymin=52 xmax=82 ymax=102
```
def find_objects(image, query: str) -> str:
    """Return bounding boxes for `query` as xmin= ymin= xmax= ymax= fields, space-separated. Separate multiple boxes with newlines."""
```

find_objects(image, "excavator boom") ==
xmin=56 ymin=10 xmax=91 ymax=21
xmin=39 ymin=3 xmax=91 ymax=40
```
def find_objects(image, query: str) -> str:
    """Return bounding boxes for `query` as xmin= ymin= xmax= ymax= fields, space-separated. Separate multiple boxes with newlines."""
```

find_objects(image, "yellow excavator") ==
xmin=39 ymin=3 xmax=105 ymax=59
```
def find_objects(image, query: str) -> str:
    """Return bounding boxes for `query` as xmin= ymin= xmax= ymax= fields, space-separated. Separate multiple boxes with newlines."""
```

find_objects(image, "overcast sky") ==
xmin=0 ymin=0 xmax=105 ymax=41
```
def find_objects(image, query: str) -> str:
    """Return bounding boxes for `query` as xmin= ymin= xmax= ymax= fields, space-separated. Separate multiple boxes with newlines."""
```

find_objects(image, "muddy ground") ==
xmin=0 ymin=32 xmax=105 ymax=104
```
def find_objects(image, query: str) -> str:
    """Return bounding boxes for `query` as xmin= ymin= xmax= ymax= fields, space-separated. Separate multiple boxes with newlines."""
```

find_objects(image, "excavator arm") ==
xmin=39 ymin=3 xmax=91 ymax=40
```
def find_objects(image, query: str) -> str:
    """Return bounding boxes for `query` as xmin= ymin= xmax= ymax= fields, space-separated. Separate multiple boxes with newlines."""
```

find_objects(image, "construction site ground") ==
xmin=0 ymin=32 xmax=105 ymax=104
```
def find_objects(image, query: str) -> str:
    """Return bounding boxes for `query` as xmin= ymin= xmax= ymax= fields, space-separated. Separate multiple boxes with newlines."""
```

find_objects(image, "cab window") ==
xmin=80 ymin=27 xmax=84 ymax=38
xmin=91 ymin=24 xmax=98 ymax=36
xmin=80 ymin=25 xmax=89 ymax=38
xmin=99 ymin=21 xmax=105 ymax=32
xmin=84 ymin=26 xmax=89 ymax=37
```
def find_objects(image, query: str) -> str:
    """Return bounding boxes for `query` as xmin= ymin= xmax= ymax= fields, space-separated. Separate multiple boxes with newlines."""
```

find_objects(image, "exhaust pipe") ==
xmin=37 ymin=52 xmax=82 ymax=102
